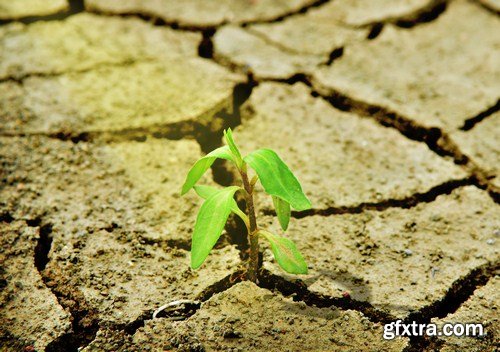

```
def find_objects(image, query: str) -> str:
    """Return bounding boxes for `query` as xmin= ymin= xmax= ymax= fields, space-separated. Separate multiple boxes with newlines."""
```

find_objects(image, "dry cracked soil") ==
xmin=0 ymin=0 xmax=499 ymax=352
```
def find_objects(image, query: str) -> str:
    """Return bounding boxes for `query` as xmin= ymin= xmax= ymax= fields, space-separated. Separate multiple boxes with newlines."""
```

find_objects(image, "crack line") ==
xmin=0 ymin=58 xmax=149 ymax=85
xmin=0 ymin=0 xmax=84 ymax=25
xmin=275 ymin=177 xmax=473 ymax=219
xmin=460 ymin=98 xmax=499 ymax=131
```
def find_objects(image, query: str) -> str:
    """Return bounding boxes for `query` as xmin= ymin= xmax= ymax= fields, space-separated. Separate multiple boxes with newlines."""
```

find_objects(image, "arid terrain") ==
xmin=0 ymin=0 xmax=499 ymax=351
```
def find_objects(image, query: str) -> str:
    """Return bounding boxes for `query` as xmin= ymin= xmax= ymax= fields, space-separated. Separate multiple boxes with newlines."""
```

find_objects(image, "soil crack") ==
xmin=460 ymin=98 xmax=500 ymax=131
xmin=0 ymin=99 xmax=230 ymax=145
xmin=0 ymin=58 xmax=147 ymax=85
xmin=282 ymin=177 xmax=474 ymax=218
xmin=305 ymin=81 xmax=499 ymax=197
xmin=393 ymin=0 xmax=448 ymax=29
xmin=243 ymin=0 xmax=332 ymax=26
xmin=258 ymin=260 xmax=498 ymax=352
xmin=337 ymin=0 xmax=449 ymax=30
xmin=26 ymin=218 xmax=101 ymax=352
xmin=0 ymin=0 xmax=84 ymax=25
xmin=403 ymin=261 xmax=499 ymax=352
xmin=257 ymin=269 xmax=395 ymax=324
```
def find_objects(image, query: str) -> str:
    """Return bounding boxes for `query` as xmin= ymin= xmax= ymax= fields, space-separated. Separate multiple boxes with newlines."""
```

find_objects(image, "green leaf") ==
xmin=258 ymin=230 xmax=308 ymax=274
xmin=223 ymin=128 xmax=243 ymax=169
xmin=191 ymin=186 xmax=240 ymax=269
xmin=193 ymin=185 xmax=249 ymax=229
xmin=181 ymin=146 xmax=234 ymax=195
xmin=244 ymin=149 xmax=311 ymax=211
xmin=272 ymin=196 xmax=291 ymax=231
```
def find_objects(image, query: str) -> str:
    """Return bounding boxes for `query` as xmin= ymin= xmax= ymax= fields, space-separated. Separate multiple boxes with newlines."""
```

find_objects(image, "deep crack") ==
xmin=403 ymin=261 xmax=499 ymax=352
xmin=285 ymin=177 xmax=474 ymax=218
xmin=258 ymin=269 xmax=394 ymax=324
xmin=395 ymin=0 xmax=448 ymax=28
xmin=198 ymin=29 xmax=216 ymax=59
xmin=306 ymin=82 xmax=498 ymax=198
xmin=367 ymin=23 xmax=384 ymax=40
xmin=33 ymin=223 xmax=53 ymax=271
xmin=30 ymin=220 xmax=100 ymax=352
xmin=323 ymin=47 xmax=344 ymax=66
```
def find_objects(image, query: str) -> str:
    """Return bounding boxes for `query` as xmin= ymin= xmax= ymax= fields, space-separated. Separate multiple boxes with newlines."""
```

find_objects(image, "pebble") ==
xmin=403 ymin=249 xmax=413 ymax=256
xmin=486 ymin=238 xmax=495 ymax=245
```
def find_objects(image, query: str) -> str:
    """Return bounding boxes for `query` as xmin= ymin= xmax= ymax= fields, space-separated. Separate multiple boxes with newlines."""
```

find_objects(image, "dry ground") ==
xmin=0 ymin=0 xmax=499 ymax=351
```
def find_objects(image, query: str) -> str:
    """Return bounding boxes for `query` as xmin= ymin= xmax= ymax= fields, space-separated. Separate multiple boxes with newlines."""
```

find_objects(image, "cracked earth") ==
xmin=0 ymin=0 xmax=498 ymax=351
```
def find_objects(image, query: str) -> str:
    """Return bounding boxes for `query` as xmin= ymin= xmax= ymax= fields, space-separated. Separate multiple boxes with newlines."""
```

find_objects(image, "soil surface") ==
xmin=0 ymin=0 xmax=499 ymax=352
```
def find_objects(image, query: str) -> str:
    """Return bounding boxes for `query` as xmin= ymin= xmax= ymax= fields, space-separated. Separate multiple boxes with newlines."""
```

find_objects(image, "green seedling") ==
xmin=181 ymin=128 xmax=311 ymax=282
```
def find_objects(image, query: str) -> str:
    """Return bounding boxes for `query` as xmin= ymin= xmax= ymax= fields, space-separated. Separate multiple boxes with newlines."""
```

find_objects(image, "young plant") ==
xmin=181 ymin=128 xmax=311 ymax=282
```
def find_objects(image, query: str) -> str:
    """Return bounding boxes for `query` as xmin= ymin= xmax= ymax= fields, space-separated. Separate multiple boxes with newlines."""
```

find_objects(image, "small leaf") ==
xmin=258 ymin=230 xmax=308 ymax=274
xmin=223 ymin=128 xmax=243 ymax=169
xmin=193 ymin=185 xmax=249 ymax=229
xmin=181 ymin=146 xmax=234 ymax=195
xmin=191 ymin=186 xmax=240 ymax=269
xmin=272 ymin=196 xmax=291 ymax=231
xmin=244 ymin=149 xmax=311 ymax=211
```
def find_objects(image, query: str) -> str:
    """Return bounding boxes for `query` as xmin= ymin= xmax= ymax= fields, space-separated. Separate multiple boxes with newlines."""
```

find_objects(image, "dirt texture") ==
xmin=82 ymin=282 xmax=409 ymax=351
xmin=311 ymin=0 xmax=500 ymax=132
xmin=85 ymin=0 xmax=319 ymax=28
xmin=0 ymin=136 xmax=221 ymax=244
xmin=0 ymin=221 xmax=71 ymax=351
xmin=450 ymin=113 xmax=500 ymax=188
xmin=1 ymin=0 xmax=499 ymax=351
xmin=0 ymin=0 xmax=67 ymax=20
xmin=0 ymin=14 xmax=242 ymax=135
xmin=0 ymin=60 xmax=241 ymax=134
xmin=0 ymin=14 xmax=201 ymax=80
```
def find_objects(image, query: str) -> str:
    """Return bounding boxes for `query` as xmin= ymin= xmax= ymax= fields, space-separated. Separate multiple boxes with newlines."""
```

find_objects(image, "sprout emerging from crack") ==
xmin=181 ymin=128 xmax=311 ymax=281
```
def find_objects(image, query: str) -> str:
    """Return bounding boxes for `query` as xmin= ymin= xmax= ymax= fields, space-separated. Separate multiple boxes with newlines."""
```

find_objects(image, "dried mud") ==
xmin=0 ymin=0 xmax=498 ymax=351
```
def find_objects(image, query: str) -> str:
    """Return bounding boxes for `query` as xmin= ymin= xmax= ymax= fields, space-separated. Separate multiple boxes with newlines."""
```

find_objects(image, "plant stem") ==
xmin=240 ymin=169 xmax=259 ymax=282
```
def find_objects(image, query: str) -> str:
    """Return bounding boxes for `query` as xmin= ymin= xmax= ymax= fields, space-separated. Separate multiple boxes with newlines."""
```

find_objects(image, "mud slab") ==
xmin=312 ymin=0 xmax=442 ymax=27
xmin=0 ymin=0 xmax=67 ymax=20
xmin=212 ymin=0 xmax=444 ymax=80
xmin=233 ymin=82 xmax=466 ymax=211
xmin=0 ymin=60 xmax=241 ymax=135
xmin=311 ymin=0 xmax=500 ymax=132
xmin=83 ymin=282 xmax=409 ymax=351
xmin=85 ymin=0 xmax=318 ymax=28
xmin=262 ymin=186 xmax=499 ymax=320
xmin=212 ymin=0 xmax=371 ymax=80
xmin=0 ymin=0 xmax=498 ymax=351
xmin=0 ymin=221 xmax=71 ymax=351
xmin=0 ymin=136 xmax=220 ymax=244
xmin=213 ymin=25 xmax=328 ymax=80
xmin=0 ymin=136 xmax=242 ymax=350
xmin=0 ymin=14 xmax=201 ymax=80
xmin=0 ymin=14 xmax=242 ymax=135
xmin=432 ymin=276 xmax=499 ymax=352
